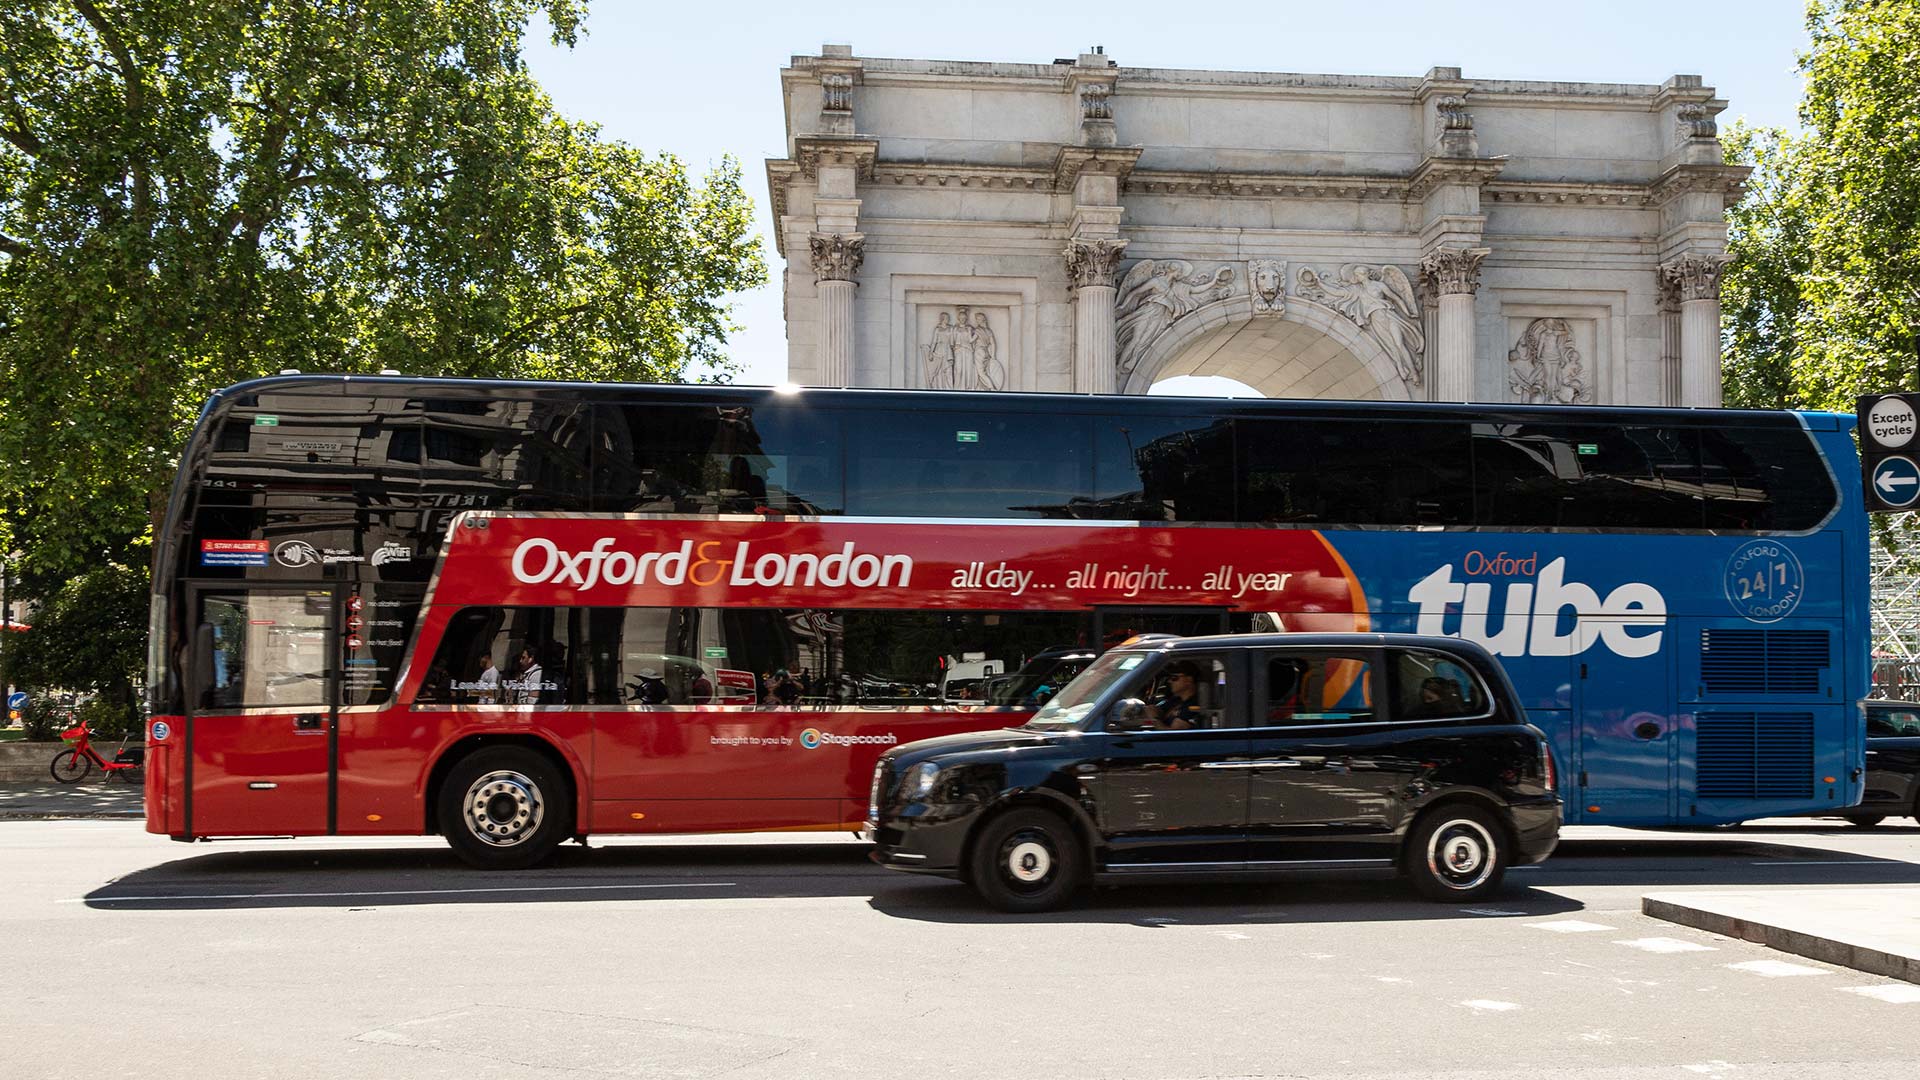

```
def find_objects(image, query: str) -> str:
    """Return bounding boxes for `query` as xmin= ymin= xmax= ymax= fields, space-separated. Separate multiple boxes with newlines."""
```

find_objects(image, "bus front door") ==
xmin=183 ymin=588 xmax=338 ymax=837
xmin=1575 ymin=628 xmax=1675 ymax=824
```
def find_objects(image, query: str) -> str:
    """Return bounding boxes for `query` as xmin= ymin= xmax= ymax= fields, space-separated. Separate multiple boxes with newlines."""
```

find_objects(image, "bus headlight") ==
xmin=908 ymin=761 xmax=942 ymax=800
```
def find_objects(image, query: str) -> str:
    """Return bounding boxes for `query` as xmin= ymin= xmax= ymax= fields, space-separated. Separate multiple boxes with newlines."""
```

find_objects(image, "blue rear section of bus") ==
xmin=1326 ymin=412 xmax=1867 ymax=826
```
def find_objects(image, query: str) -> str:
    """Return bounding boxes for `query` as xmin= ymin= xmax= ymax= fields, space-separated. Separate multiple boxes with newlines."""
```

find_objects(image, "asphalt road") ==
xmin=7 ymin=820 xmax=1920 ymax=1080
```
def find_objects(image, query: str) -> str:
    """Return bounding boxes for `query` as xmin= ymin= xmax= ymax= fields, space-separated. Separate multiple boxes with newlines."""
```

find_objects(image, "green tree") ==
xmin=0 ymin=2 xmax=762 ymax=701
xmin=1721 ymin=0 xmax=1920 ymax=411
xmin=0 ymin=0 xmax=764 ymax=588
xmin=0 ymin=560 xmax=146 ymax=733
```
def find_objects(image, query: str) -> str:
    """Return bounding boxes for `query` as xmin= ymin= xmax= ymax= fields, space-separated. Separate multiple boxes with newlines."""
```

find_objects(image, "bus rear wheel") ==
xmin=438 ymin=747 xmax=572 ymax=870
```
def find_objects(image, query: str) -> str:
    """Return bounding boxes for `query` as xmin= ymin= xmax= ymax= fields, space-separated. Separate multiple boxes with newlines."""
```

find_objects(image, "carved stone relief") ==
xmin=920 ymin=304 xmax=1007 ymax=391
xmin=808 ymin=233 xmax=864 ymax=283
xmin=1248 ymin=259 xmax=1286 ymax=315
xmin=1080 ymin=82 xmax=1113 ymax=121
xmin=1420 ymin=247 xmax=1489 ymax=296
xmin=1436 ymin=95 xmax=1474 ymax=131
xmin=1295 ymin=264 xmax=1426 ymax=387
xmin=820 ymin=73 xmax=854 ymax=114
xmin=1113 ymin=260 xmax=1237 ymax=375
xmin=1508 ymin=317 xmax=1593 ymax=405
xmin=1676 ymin=103 xmax=1717 ymax=140
xmin=1661 ymin=253 xmax=1729 ymax=302
xmin=1063 ymin=238 xmax=1129 ymax=289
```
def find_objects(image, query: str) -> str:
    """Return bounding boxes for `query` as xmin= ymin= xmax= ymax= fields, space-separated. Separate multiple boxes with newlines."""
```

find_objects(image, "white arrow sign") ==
xmin=1880 ymin=470 xmax=1918 ymax=496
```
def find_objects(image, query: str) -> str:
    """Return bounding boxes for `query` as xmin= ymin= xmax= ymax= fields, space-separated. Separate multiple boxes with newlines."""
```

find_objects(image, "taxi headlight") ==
xmin=908 ymin=761 xmax=942 ymax=800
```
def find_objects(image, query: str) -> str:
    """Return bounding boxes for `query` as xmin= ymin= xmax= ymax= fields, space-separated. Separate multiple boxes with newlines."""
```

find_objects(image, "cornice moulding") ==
xmin=793 ymin=136 xmax=880 ymax=181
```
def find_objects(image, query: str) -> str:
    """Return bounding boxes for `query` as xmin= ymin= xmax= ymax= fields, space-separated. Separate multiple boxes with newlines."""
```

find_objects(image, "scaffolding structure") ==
xmin=1871 ymin=530 xmax=1920 ymax=699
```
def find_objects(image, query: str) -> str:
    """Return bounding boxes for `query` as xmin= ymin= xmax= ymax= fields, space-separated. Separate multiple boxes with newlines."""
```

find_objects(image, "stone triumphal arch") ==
xmin=767 ymin=47 xmax=1744 ymax=405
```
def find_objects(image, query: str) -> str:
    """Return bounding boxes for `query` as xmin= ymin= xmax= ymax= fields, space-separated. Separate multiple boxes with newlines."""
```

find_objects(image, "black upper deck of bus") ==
xmin=188 ymin=372 xmax=1829 ymax=437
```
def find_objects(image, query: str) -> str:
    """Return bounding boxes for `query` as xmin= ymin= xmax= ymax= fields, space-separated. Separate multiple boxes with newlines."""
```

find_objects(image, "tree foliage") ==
xmin=0 ymin=1 xmax=765 ymax=585
xmin=1722 ymin=0 xmax=1920 ymax=411
xmin=0 ymin=561 xmax=146 ymax=718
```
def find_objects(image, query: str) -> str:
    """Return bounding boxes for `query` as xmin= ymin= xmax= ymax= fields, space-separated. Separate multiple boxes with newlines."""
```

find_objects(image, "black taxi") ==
xmin=866 ymin=633 xmax=1561 ymax=911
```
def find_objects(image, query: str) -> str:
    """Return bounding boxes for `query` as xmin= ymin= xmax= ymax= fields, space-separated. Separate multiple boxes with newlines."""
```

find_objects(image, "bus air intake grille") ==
xmin=1699 ymin=629 xmax=1829 ymax=695
xmin=1695 ymin=712 xmax=1814 ymax=800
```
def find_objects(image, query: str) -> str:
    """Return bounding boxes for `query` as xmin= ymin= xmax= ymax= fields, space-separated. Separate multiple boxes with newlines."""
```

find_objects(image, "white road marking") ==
xmin=1528 ymin=919 xmax=1614 ymax=933
xmin=1459 ymin=999 xmax=1521 ymax=1012
xmin=62 ymin=881 xmax=737 ymax=903
xmin=1614 ymin=937 xmax=1717 ymax=954
xmin=1725 ymin=960 xmax=1829 ymax=978
xmin=1373 ymin=976 xmax=1412 ymax=984
xmin=1840 ymin=984 xmax=1920 ymax=1003
xmin=1211 ymin=931 xmax=1251 ymax=940
xmin=1460 ymin=907 xmax=1527 ymax=916
xmin=1682 ymin=1061 xmax=1737 ymax=1074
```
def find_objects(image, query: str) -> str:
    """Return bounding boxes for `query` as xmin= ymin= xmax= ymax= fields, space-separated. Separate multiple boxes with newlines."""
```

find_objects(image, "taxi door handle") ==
xmin=294 ymin=713 xmax=325 ymax=730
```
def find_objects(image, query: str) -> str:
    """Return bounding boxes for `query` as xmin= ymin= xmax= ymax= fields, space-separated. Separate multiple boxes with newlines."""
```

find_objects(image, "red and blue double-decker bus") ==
xmin=144 ymin=375 xmax=1868 ymax=866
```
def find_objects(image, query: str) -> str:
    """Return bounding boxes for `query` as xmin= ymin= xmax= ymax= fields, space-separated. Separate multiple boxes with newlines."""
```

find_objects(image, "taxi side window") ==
xmin=1263 ymin=652 xmax=1376 ymax=725
xmin=1390 ymin=649 xmax=1489 ymax=721
xmin=1870 ymin=710 xmax=1920 ymax=737
xmin=1141 ymin=655 xmax=1231 ymax=730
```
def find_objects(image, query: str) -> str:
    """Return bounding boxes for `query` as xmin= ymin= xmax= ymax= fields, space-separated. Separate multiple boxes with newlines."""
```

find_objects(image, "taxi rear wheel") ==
xmin=1846 ymin=814 xmax=1887 ymax=828
xmin=968 ymin=807 xmax=1086 ymax=913
xmin=1404 ymin=804 xmax=1510 ymax=902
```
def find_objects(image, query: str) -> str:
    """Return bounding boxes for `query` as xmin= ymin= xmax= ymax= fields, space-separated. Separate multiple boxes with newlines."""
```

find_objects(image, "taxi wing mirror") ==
xmin=1107 ymin=697 xmax=1151 ymax=731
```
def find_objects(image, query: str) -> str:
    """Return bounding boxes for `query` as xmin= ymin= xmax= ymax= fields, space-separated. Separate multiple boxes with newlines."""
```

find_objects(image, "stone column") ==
xmin=809 ymin=233 xmax=864 ymax=387
xmin=1663 ymin=255 xmax=1728 ymax=408
xmin=1065 ymin=238 xmax=1128 ymax=394
xmin=1657 ymin=274 xmax=1683 ymax=406
xmin=1421 ymin=248 xmax=1489 ymax=402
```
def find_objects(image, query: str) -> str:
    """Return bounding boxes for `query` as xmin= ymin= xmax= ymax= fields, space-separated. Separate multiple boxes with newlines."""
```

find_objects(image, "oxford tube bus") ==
xmin=145 ymin=375 xmax=1868 ymax=866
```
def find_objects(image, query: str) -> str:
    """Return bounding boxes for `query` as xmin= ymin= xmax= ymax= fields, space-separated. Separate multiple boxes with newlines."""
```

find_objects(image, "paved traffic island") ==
xmin=0 ymin=781 xmax=143 ymax=819
xmin=1647 ymin=888 xmax=1920 ymax=985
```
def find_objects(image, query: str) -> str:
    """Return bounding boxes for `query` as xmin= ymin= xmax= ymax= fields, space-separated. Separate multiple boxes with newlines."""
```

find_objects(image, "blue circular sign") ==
xmin=1873 ymin=455 xmax=1920 ymax=509
xmin=1724 ymin=541 xmax=1806 ymax=623
xmin=6 ymin=691 xmax=24 ymax=711
xmin=150 ymin=720 xmax=171 ymax=742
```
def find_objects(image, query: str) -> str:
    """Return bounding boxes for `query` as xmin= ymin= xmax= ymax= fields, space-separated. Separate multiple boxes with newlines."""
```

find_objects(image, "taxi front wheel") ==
xmin=969 ymin=807 xmax=1087 ymax=913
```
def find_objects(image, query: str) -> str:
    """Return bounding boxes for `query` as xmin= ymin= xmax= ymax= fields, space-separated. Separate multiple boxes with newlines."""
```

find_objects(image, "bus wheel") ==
xmin=438 ymin=747 xmax=571 ymax=870
xmin=1845 ymin=814 xmax=1886 ymax=828
xmin=1404 ymin=804 xmax=1509 ymax=902
xmin=967 ymin=807 xmax=1086 ymax=913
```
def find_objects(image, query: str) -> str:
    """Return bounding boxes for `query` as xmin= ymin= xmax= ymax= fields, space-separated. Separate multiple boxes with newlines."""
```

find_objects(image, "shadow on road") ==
xmin=80 ymin=829 xmax=1920 ymax=920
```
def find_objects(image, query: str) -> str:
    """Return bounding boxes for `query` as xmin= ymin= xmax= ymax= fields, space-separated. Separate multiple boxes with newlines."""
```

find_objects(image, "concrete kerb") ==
xmin=1644 ymin=890 xmax=1920 ymax=986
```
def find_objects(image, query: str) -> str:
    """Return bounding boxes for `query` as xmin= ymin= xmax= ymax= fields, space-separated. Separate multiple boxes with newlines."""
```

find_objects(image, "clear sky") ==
xmin=523 ymin=0 xmax=1812 ymax=389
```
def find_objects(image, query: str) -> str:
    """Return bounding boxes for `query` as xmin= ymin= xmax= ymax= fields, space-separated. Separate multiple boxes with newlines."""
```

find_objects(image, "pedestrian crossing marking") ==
xmin=1460 ymin=999 xmax=1521 ymax=1012
xmin=1614 ymin=937 xmax=1717 ymax=953
xmin=1527 ymin=920 xmax=1614 ymax=933
xmin=1840 ymin=984 xmax=1920 ymax=1003
xmin=1724 ymin=960 xmax=1828 ymax=978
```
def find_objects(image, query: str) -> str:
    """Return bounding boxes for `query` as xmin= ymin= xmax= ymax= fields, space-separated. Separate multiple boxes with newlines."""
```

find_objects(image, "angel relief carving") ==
xmin=1294 ymin=264 xmax=1426 ymax=387
xmin=1113 ymin=260 xmax=1236 ymax=375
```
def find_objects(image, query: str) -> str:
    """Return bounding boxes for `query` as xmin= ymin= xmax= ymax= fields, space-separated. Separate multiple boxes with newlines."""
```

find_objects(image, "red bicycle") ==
xmin=50 ymin=723 xmax=144 ymax=784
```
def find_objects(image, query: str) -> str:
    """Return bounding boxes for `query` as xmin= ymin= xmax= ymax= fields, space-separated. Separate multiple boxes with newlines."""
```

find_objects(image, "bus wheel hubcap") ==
xmin=465 ymin=771 xmax=543 ymax=847
xmin=1006 ymin=838 xmax=1052 ymax=883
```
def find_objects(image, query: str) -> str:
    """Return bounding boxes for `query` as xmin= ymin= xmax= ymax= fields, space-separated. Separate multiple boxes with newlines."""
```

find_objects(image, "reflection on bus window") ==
xmin=413 ymin=605 xmax=1090 ymax=709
